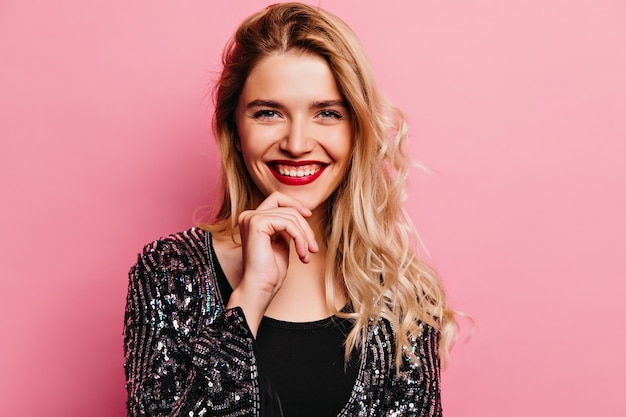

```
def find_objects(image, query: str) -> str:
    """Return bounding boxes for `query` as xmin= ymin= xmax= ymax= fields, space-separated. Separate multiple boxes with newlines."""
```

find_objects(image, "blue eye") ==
xmin=319 ymin=110 xmax=342 ymax=119
xmin=253 ymin=110 xmax=278 ymax=119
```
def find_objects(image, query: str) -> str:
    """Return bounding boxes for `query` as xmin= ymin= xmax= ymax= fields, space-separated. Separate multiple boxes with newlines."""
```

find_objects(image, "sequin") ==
xmin=123 ymin=228 xmax=442 ymax=416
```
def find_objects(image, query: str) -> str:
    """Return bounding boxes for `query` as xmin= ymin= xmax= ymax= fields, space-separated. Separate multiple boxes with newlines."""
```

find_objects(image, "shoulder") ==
xmin=138 ymin=227 xmax=208 ymax=256
xmin=125 ymin=227 xmax=228 ymax=324
xmin=130 ymin=227 xmax=212 ymax=293
xmin=364 ymin=317 xmax=440 ymax=372
xmin=134 ymin=227 xmax=209 ymax=270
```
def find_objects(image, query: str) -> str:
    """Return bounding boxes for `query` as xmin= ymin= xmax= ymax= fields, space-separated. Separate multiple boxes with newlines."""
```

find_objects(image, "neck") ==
xmin=216 ymin=197 xmax=343 ymax=322
xmin=310 ymin=205 xmax=329 ymax=241
xmin=263 ymin=245 xmax=328 ymax=321
xmin=264 ymin=205 xmax=345 ymax=322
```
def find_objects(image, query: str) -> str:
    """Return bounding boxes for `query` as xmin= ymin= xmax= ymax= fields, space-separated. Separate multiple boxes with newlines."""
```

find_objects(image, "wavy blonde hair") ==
xmin=204 ymin=2 xmax=456 ymax=368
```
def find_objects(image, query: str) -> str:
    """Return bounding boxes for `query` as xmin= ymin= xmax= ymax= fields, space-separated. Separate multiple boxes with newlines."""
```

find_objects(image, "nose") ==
xmin=279 ymin=117 xmax=314 ymax=156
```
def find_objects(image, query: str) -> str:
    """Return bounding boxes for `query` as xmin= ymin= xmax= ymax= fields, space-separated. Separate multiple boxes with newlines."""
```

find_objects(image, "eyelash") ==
xmin=253 ymin=110 xmax=279 ymax=119
xmin=318 ymin=110 xmax=343 ymax=119
xmin=251 ymin=109 xmax=344 ymax=120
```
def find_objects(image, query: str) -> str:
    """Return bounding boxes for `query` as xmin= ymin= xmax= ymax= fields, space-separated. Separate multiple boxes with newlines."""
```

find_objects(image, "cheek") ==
xmin=236 ymin=125 xmax=260 ymax=160
xmin=237 ymin=127 xmax=273 ymax=188
xmin=336 ymin=129 xmax=354 ymax=179
xmin=237 ymin=121 xmax=276 ymax=154
xmin=334 ymin=128 xmax=353 ymax=166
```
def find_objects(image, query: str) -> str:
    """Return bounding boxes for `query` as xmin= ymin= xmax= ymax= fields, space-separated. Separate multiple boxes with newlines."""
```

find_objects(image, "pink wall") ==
xmin=1 ymin=1 xmax=624 ymax=416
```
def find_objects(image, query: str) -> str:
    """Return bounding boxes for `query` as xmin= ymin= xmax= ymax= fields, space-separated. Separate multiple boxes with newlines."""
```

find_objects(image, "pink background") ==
xmin=1 ymin=1 xmax=625 ymax=416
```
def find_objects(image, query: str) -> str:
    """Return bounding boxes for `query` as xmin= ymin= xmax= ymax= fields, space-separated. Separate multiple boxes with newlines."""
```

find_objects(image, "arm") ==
xmin=385 ymin=324 xmax=442 ymax=417
xmin=226 ymin=192 xmax=318 ymax=337
xmin=123 ymin=237 xmax=260 ymax=417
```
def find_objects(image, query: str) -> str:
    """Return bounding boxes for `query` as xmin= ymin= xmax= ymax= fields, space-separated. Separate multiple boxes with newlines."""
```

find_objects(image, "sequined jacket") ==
xmin=123 ymin=228 xmax=442 ymax=417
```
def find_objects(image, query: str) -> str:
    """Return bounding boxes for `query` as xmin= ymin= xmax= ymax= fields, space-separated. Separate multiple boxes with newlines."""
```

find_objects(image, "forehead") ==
xmin=240 ymin=52 xmax=342 ymax=104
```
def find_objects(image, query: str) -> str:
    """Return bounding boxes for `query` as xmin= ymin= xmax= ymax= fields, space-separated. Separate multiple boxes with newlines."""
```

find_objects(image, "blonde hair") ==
xmin=205 ymin=2 xmax=456 ymax=368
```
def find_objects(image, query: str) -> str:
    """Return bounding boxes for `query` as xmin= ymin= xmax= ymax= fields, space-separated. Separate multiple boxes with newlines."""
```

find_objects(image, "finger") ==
xmin=257 ymin=192 xmax=312 ymax=218
xmin=244 ymin=204 xmax=318 ymax=254
xmin=267 ymin=208 xmax=318 ymax=255
xmin=243 ymin=210 xmax=314 ymax=263
xmin=266 ymin=220 xmax=312 ymax=263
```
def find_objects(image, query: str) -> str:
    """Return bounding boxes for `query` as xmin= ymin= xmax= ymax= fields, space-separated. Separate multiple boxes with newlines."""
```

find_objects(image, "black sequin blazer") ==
xmin=123 ymin=228 xmax=442 ymax=416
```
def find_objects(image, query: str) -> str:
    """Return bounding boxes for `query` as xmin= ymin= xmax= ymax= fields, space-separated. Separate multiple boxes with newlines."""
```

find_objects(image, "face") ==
xmin=235 ymin=51 xmax=352 ymax=212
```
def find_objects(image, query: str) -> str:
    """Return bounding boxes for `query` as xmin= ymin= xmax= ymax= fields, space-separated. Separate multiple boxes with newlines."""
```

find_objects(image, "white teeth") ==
xmin=275 ymin=164 xmax=321 ymax=177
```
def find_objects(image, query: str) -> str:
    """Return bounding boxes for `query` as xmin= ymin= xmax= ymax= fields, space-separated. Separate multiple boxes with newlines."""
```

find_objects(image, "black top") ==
xmin=256 ymin=315 xmax=359 ymax=417
xmin=210 ymin=239 xmax=359 ymax=417
xmin=124 ymin=228 xmax=443 ymax=417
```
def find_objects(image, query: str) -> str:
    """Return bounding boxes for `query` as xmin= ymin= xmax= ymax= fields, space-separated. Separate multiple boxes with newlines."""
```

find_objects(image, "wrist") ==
xmin=226 ymin=286 xmax=272 ymax=337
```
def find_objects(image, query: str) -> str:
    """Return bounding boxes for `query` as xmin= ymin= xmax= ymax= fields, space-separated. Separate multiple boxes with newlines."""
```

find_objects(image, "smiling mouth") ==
xmin=268 ymin=161 xmax=327 ymax=185
xmin=273 ymin=163 xmax=323 ymax=178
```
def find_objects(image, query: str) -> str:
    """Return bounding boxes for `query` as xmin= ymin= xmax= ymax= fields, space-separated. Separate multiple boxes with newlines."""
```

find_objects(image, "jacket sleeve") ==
xmin=385 ymin=324 xmax=442 ymax=417
xmin=123 ymin=238 xmax=260 ymax=417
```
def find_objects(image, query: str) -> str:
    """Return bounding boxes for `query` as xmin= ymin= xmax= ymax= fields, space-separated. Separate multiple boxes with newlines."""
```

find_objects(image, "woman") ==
xmin=124 ymin=3 xmax=456 ymax=416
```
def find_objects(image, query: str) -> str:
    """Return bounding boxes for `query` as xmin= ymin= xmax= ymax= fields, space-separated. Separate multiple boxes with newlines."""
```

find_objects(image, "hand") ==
xmin=227 ymin=192 xmax=319 ymax=335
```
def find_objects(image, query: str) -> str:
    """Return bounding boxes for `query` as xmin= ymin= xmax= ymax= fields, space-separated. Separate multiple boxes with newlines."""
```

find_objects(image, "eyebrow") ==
xmin=245 ymin=100 xmax=284 ymax=110
xmin=311 ymin=99 xmax=347 ymax=109
xmin=245 ymin=99 xmax=347 ymax=110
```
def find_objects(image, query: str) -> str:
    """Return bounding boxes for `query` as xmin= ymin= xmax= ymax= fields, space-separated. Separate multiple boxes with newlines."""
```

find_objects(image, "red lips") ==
xmin=268 ymin=160 xmax=328 ymax=186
